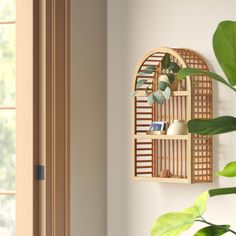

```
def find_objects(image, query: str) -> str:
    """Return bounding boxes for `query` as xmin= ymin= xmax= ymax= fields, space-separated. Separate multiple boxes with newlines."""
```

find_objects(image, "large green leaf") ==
xmin=217 ymin=161 xmax=236 ymax=177
xmin=194 ymin=225 xmax=230 ymax=236
xmin=183 ymin=191 xmax=209 ymax=218
xmin=151 ymin=212 xmax=195 ymax=236
xmin=213 ymin=21 xmax=236 ymax=86
xmin=177 ymin=68 xmax=236 ymax=93
xmin=187 ymin=116 xmax=236 ymax=135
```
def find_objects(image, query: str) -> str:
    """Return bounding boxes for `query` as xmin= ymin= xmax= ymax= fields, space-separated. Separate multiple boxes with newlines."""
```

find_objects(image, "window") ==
xmin=0 ymin=0 xmax=16 ymax=235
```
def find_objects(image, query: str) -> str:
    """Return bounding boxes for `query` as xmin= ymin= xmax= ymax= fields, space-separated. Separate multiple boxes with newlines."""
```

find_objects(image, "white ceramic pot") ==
xmin=158 ymin=74 xmax=178 ymax=91
xmin=167 ymin=120 xmax=188 ymax=135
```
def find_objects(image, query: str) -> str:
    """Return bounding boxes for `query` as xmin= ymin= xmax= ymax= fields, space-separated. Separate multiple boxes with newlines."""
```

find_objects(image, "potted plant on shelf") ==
xmin=151 ymin=20 xmax=236 ymax=236
xmin=135 ymin=53 xmax=181 ymax=105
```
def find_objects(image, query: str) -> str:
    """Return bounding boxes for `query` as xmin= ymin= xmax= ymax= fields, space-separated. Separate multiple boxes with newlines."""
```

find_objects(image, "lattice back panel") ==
xmin=176 ymin=49 xmax=213 ymax=183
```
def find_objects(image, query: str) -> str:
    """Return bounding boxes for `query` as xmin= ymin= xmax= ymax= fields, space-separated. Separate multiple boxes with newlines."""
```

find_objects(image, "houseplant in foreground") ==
xmin=151 ymin=20 xmax=236 ymax=236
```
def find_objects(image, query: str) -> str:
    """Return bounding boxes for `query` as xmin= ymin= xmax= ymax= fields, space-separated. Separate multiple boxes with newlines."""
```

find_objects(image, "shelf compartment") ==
xmin=133 ymin=176 xmax=190 ymax=184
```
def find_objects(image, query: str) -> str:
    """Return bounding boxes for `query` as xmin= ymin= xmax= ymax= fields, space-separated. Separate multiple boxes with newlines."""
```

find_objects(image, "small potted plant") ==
xmin=134 ymin=53 xmax=181 ymax=105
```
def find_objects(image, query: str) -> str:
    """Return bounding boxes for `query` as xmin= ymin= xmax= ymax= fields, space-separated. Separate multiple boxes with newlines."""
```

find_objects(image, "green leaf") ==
xmin=167 ymin=73 xmax=175 ymax=84
xmin=154 ymin=90 xmax=164 ymax=104
xmin=217 ymin=161 xmax=236 ymax=177
xmin=136 ymin=79 xmax=146 ymax=88
xmin=194 ymin=225 xmax=230 ymax=236
xmin=131 ymin=92 xmax=137 ymax=97
xmin=164 ymin=87 xmax=171 ymax=100
xmin=139 ymin=65 xmax=157 ymax=75
xmin=162 ymin=53 xmax=171 ymax=70
xmin=158 ymin=81 xmax=169 ymax=91
xmin=168 ymin=62 xmax=181 ymax=73
xmin=147 ymin=93 xmax=156 ymax=105
xmin=183 ymin=191 xmax=209 ymax=218
xmin=151 ymin=212 xmax=195 ymax=236
xmin=177 ymin=68 xmax=236 ymax=93
xmin=213 ymin=21 xmax=236 ymax=86
xmin=209 ymin=187 xmax=236 ymax=197
xmin=146 ymin=65 xmax=156 ymax=71
xmin=187 ymin=116 xmax=236 ymax=135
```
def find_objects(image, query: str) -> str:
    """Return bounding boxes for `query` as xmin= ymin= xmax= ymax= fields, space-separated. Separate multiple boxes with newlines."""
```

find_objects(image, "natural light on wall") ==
xmin=0 ymin=0 xmax=16 ymax=235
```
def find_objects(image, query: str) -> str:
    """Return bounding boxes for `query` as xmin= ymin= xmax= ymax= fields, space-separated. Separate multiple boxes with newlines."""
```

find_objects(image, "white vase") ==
xmin=167 ymin=120 xmax=188 ymax=135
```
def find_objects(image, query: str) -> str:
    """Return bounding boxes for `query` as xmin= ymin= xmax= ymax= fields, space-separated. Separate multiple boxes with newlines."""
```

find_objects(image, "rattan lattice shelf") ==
xmin=132 ymin=47 xmax=213 ymax=184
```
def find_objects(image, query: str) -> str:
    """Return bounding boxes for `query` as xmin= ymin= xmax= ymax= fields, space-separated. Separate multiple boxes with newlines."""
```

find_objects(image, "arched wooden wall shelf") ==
xmin=132 ymin=47 xmax=213 ymax=183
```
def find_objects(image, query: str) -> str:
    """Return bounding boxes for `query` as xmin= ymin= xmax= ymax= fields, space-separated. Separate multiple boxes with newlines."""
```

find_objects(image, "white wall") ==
xmin=107 ymin=0 xmax=236 ymax=235
xmin=71 ymin=0 xmax=106 ymax=235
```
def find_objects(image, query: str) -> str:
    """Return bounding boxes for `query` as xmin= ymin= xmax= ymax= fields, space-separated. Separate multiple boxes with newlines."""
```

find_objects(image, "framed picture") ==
xmin=149 ymin=121 xmax=165 ymax=131
xmin=147 ymin=121 xmax=169 ymax=135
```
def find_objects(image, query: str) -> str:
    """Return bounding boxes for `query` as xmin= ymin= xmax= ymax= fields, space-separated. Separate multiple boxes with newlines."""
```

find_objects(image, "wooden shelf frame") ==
xmin=134 ymin=134 xmax=189 ymax=140
xmin=135 ymin=91 xmax=190 ymax=97
xmin=131 ymin=47 xmax=213 ymax=184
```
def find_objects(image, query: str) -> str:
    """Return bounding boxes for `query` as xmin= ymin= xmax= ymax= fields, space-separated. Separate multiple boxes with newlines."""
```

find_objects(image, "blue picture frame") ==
xmin=149 ymin=121 xmax=165 ymax=131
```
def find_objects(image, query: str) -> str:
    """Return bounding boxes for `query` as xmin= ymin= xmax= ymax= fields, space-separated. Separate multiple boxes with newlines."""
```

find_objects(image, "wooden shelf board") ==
xmin=133 ymin=176 xmax=190 ymax=184
xmin=134 ymin=134 xmax=189 ymax=140
xmin=135 ymin=91 xmax=189 ymax=97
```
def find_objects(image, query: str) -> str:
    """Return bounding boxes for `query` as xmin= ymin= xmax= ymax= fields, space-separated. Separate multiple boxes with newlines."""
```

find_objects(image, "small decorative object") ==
xmin=146 ymin=121 xmax=168 ymax=135
xmin=160 ymin=169 xmax=172 ymax=178
xmin=150 ymin=121 xmax=164 ymax=131
xmin=167 ymin=120 xmax=188 ymax=135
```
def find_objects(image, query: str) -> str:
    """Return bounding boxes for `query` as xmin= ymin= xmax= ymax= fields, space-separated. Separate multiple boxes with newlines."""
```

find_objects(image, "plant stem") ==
xmin=209 ymin=187 xmax=236 ymax=197
xmin=195 ymin=218 xmax=236 ymax=234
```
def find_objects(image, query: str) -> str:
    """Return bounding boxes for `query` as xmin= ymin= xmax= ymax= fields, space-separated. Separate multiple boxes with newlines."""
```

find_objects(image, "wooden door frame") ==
xmin=17 ymin=0 xmax=70 ymax=234
xmin=38 ymin=0 xmax=70 ymax=235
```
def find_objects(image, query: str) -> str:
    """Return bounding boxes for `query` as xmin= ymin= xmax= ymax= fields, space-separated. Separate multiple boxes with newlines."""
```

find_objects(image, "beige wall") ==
xmin=107 ymin=0 xmax=236 ymax=235
xmin=71 ymin=0 xmax=106 ymax=235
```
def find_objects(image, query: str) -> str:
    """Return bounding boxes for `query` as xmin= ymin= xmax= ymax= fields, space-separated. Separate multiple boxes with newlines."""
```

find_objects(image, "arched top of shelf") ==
xmin=132 ymin=47 xmax=193 ymax=94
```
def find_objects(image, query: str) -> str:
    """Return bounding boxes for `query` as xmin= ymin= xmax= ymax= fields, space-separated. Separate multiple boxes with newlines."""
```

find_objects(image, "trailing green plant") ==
xmin=135 ymin=54 xmax=181 ymax=105
xmin=151 ymin=20 xmax=236 ymax=236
